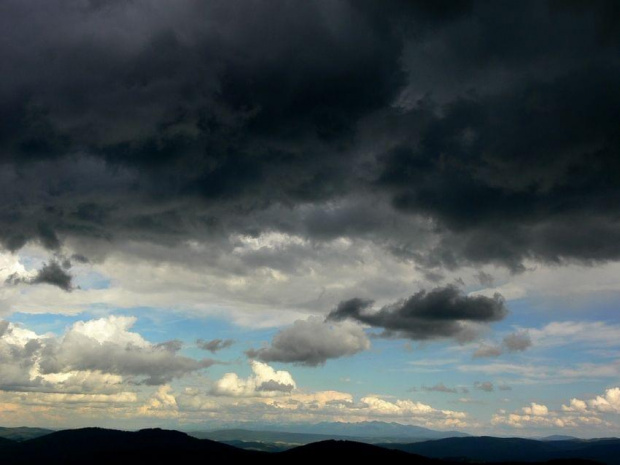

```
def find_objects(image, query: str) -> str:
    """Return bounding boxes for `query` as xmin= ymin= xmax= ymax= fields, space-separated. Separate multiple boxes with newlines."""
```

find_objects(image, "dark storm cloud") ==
xmin=328 ymin=286 xmax=507 ymax=342
xmin=6 ymin=260 xmax=74 ymax=291
xmin=31 ymin=261 xmax=74 ymax=291
xmin=0 ymin=0 xmax=619 ymax=272
xmin=197 ymin=338 xmax=234 ymax=353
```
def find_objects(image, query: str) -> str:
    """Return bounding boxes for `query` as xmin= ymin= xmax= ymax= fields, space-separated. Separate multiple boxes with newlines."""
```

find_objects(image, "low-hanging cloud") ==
xmin=246 ymin=316 xmax=370 ymax=366
xmin=328 ymin=285 xmax=507 ymax=342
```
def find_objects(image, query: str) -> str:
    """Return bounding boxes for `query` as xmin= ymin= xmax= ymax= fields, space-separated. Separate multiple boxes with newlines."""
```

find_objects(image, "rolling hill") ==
xmin=0 ymin=427 xmax=607 ymax=464
xmin=382 ymin=436 xmax=620 ymax=464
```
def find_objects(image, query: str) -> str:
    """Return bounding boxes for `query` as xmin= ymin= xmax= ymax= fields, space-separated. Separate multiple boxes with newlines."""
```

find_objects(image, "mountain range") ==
xmin=0 ymin=427 xmax=614 ymax=464
xmin=192 ymin=420 xmax=469 ymax=447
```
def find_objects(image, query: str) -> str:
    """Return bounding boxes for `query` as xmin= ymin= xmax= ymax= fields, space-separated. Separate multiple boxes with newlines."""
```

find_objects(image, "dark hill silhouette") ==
xmin=383 ymin=436 xmax=618 ymax=464
xmin=281 ymin=439 xmax=442 ymax=462
xmin=0 ymin=428 xmax=606 ymax=465
xmin=0 ymin=436 xmax=16 ymax=451
xmin=6 ymin=428 xmax=256 ymax=465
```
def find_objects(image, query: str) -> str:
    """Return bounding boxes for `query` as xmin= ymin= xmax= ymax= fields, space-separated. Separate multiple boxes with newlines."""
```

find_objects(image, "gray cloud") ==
xmin=197 ymin=338 xmax=234 ymax=353
xmin=256 ymin=380 xmax=295 ymax=393
xmin=39 ymin=334 xmax=214 ymax=386
xmin=6 ymin=260 xmax=74 ymax=292
xmin=0 ymin=0 xmax=616 ymax=276
xmin=498 ymin=384 xmax=512 ymax=391
xmin=474 ymin=381 xmax=494 ymax=392
xmin=475 ymin=271 xmax=495 ymax=287
xmin=246 ymin=316 xmax=370 ymax=366
xmin=328 ymin=286 xmax=507 ymax=342
xmin=473 ymin=344 xmax=503 ymax=359
xmin=31 ymin=261 xmax=74 ymax=291
xmin=473 ymin=330 xmax=532 ymax=358
xmin=0 ymin=316 xmax=215 ymax=388
xmin=422 ymin=383 xmax=459 ymax=394
xmin=503 ymin=331 xmax=532 ymax=352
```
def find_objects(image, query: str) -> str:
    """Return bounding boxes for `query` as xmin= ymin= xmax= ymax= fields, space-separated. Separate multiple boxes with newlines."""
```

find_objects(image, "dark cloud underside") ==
xmin=328 ymin=286 xmax=507 ymax=342
xmin=0 ymin=0 xmax=618 ymax=272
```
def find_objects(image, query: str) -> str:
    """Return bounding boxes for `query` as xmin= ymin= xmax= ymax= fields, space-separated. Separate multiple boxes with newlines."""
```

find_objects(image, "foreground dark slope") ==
xmin=383 ymin=436 xmax=620 ymax=464
xmin=5 ymin=428 xmax=255 ymax=465
xmin=0 ymin=429 xmax=605 ymax=465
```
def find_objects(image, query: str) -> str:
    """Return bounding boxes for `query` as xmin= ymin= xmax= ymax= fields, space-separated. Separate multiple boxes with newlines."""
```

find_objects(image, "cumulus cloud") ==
xmin=211 ymin=361 xmax=296 ymax=397
xmin=328 ymin=286 xmax=507 ymax=342
xmin=586 ymin=387 xmax=620 ymax=414
xmin=0 ymin=316 xmax=214 ymax=390
xmin=246 ymin=316 xmax=370 ymax=366
xmin=522 ymin=402 xmax=549 ymax=416
xmin=197 ymin=338 xmax=234 ymax=353
xmin=494 ymin=387 xmax=620 ymax=432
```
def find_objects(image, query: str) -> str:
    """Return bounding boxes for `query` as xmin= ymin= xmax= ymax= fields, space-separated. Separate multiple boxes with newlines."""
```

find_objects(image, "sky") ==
xmin=1 ymin=0 xmax=620 ymax=438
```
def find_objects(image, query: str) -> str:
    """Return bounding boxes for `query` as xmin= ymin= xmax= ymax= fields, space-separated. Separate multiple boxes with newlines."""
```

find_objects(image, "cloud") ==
xmin=474 ymin=381 xmax=494 ymax=392
xmin=502 ymin=331 xmax=532 ymax=352
xmin=473 ymin=344 xmax=503 ymax=358
xmin=196 ymin=338 xmax=234 ymax=353
xmin=328 ymin=286 xmax=507 ymax=342
xmin=246 ymin=316 xmax=370 ymax=366
xmin=0 ymin=0 xmax=615 ymax=280
xmin=492 ymin=390 xmax=620 ymax=431
xmin=522 ymin=402 xmax=549 ymax=416
xmin=6 ymin=260 xmax=74 ymax=291
xmin=421 ymin=383 xmax=463 ymax=394
xmin=211 ymin=361 xmax=296 ymax=397
xmin=587 ymin=387 xmax=620 ymax=414
xmin=473 ymin=330 xmax=532 ymax=358
xmin=561 ymin=387 xmax=620 ymax=416
xmin=0 ymin=316 xmax=214 ymax=390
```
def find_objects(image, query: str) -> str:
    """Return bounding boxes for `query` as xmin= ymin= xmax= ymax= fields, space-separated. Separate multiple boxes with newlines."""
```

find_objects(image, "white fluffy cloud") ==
xmin=493 ymin=387 xmax=620 ymax=432
xmin=583 ymin=387 xmax=620 ymax=414
xmin=522 ymin=402 xmax=548 ymax=416
xmin=211 ymin=361 xmax=296 ymax=397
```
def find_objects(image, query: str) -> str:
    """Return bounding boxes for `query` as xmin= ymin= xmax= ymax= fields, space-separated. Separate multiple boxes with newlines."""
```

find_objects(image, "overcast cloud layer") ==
xmin=0 ymin=0 xmax=619 ymax=275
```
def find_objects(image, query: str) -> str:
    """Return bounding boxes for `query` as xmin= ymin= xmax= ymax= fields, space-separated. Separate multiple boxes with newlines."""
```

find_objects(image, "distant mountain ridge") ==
xmin=382 ymin=436 xmax=620 ymax=464
xmin=0 ymin=427 xmax=54 ymax=442
xmin=192 ymin=421 xmax=470 ymax=448
xmin=281 ymin=421 xmax=470 ymax=439
xmin=0 ymin=427 xmax=604 ymax=465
